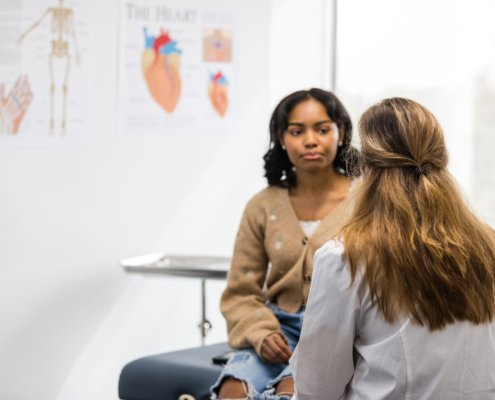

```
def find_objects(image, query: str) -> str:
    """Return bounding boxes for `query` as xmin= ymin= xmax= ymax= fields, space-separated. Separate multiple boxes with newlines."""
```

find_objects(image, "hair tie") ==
xmin=415 ymin=163 xmax=430 ymax=176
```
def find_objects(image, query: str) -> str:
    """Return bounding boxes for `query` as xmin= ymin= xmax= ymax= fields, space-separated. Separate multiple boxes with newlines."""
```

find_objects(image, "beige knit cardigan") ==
xmin=220 ymin=185 xmax=354 ymax=356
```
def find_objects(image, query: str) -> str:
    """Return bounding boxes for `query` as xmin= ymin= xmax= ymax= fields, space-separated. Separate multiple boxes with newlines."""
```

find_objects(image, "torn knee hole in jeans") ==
xmin=212 ymin=377 xmax=254 ymax=400
xmin=237 ymin=379 xmax=254 ymax=399
xmin=276 ymin=392 xmax=294 ymax=397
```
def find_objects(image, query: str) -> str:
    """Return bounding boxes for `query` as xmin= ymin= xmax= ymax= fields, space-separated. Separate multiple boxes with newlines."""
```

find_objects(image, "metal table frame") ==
xmin=120 ymin=254 xmax=230 ymax=345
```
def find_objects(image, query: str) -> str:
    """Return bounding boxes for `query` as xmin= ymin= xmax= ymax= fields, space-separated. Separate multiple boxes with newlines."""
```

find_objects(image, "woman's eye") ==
xmin=288 ymin=129 xmax=301 ymax=136
xmin=318 ymin=127 xmax=330 ymax=134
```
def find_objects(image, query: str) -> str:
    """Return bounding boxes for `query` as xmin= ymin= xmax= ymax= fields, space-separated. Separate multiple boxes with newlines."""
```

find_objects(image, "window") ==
xmin=337 ymin=0 xmax=495 ymax=224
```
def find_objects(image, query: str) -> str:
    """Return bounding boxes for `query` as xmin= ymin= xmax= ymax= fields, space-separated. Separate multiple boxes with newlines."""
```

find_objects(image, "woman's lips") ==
xmin=302 ymin=153 xmax=323 ymax=160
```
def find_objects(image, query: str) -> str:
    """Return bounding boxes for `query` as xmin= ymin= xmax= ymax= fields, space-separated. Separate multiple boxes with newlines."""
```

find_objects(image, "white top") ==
xmin=299 ymin=220 xmax=320 ymax=237
xmin=290 ymin=240 xmax=495 ymax=400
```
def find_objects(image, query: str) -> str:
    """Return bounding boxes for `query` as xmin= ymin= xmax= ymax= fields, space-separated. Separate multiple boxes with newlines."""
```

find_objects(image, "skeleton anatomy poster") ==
xmin=0 ymin=0 xmax=89 ymax=147
xmin=119 ymin=0 xmax=237 ymax=134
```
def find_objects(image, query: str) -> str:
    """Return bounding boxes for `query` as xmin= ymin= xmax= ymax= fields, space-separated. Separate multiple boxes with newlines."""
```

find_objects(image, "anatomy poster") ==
xmin=0 ymin=0 xmax=90 ymax=147
xmin=119 ymin=0 xmax=237 ymax=134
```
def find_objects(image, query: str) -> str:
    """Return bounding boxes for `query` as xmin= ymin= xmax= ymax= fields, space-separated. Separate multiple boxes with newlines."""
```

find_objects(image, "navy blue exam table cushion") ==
xmin=118 ymin=342 xmax=231 ymax=400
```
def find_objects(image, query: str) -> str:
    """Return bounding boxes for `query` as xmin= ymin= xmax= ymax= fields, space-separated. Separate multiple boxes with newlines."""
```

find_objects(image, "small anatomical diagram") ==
xmin=0 ymin=75 xmax=33 ymax=134
xmin=142 ymin=28 xmax=182 ymax=113
xmin=208 ymin=71 xmax=228 ymax=117
xmin=203 ymin=29 xmax=232 ymax=62
xmin=18 ymin=0 xmax=80 ymax=135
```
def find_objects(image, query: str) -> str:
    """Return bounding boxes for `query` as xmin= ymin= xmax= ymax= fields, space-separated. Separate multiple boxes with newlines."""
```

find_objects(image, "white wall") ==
xmin=0 ymin=1 xmax=331 ymax=400
xmin=269 ymin=0 xmax=333 ymax=106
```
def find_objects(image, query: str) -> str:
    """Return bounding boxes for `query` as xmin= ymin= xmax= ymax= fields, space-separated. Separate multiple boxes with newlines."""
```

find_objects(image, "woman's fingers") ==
xmin=271 ymin=333 xmax=292 ymax=361
xmin=261 ymin=333 xmax=292 ymax=364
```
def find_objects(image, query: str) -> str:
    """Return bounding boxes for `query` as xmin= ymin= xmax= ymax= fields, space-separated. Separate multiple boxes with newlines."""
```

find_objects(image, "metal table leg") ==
xmin=198 ymin=278 xmax=212 ymax=345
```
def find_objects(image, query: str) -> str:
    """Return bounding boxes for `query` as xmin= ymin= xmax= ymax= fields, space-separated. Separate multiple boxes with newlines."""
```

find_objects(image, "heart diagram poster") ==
xmin=119 ymin=0 xmax=237 ymax=134
xmin=0 ymin=0 xmax=90 ymax=147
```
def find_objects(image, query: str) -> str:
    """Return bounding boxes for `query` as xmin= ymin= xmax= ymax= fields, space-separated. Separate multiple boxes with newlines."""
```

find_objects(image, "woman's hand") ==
xmin=260 ymin=332 xmax=292 ymax=364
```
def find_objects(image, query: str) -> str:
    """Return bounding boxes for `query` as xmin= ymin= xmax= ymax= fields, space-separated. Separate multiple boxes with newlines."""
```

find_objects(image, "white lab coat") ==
xmin=290 ymin=240 xmax=495 ymax=400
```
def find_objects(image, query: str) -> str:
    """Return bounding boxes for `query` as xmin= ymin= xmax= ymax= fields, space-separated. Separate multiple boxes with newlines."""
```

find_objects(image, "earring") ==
xmin=338 ymin=141 xmax=343 ymax=147
xmin=281 ymin=144 xmax=286 ymax=150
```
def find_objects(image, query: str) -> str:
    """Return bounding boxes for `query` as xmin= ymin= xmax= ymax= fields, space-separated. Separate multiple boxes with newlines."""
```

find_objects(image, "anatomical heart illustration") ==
xmin=119 ymin=1 xmax=237 ymax=135
xmin=142 ymin=28 xmax=182 ymax=113
xmin=208 ymin=71 xmax=228 ymax=117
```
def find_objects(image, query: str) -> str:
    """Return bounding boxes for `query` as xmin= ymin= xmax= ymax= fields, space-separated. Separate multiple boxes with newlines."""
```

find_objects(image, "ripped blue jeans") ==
xmin=210 ymin=302 xmax=304 ymax=399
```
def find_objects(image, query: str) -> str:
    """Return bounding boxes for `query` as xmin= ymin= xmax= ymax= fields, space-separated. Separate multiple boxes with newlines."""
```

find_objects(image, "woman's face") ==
xmin=281 ymin=98 xmax=342 ymax=174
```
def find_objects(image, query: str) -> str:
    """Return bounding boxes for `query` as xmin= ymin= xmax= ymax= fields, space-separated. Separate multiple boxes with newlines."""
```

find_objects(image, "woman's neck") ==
xmin=292 ymin=168 xmax=348 ymax=197
xmin=289 ymin=169 xmax=352 ymax=221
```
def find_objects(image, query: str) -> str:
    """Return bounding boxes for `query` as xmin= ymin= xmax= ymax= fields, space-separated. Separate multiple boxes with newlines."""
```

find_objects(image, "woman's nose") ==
xmin=303 ymin=131 xmax=318 ymax=147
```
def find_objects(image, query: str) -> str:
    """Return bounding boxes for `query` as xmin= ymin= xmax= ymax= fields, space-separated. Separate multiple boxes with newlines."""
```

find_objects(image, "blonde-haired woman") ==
xmin=290 ymin=97 xmax=495 ymax=399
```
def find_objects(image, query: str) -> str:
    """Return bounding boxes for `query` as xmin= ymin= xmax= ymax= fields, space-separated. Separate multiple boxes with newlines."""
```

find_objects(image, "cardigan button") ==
xmin=303 ymin=275 xmax=311 ymax=282
xmin=302 ymin=236 xmax=308 ymax=245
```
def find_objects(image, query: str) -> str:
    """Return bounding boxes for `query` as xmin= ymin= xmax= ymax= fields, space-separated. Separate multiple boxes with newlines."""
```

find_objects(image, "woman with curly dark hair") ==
xmin=210 ymin=88 xmax=360 ymax=400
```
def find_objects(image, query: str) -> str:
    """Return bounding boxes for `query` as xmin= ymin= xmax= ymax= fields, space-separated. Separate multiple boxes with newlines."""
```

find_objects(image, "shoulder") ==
xmin=315 ymin=239 xmax=346 ymax=261
xmin=306 ymin=240 xmax=364 ymax=321
xmin=313 ymin=239 xmax=357 ymax=288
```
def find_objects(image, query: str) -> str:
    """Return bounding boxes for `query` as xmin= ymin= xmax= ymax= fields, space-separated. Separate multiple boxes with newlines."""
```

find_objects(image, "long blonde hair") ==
xmin=342 ymin=97 xmax=495 ymax=330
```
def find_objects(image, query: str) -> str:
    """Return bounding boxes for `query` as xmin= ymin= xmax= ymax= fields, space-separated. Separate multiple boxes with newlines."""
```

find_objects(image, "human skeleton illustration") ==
xmin=18 ymin=0 xmax=80 ymax=135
